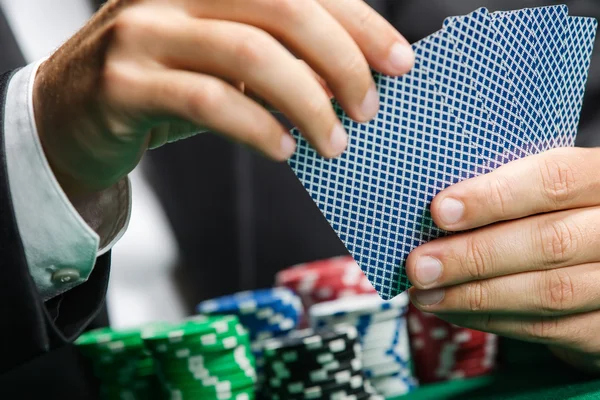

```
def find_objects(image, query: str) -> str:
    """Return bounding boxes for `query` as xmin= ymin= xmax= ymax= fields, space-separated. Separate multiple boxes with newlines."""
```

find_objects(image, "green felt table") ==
xmin=390 ymin=339 xmax=600 ymax=400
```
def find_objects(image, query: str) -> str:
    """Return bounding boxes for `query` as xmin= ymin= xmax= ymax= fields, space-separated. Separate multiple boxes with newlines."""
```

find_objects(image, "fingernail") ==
xmin=439 ymin=198 xmax=465 ymax=225
xmin=415 ymin=256 xmax=443 ymax=286
xmin=413 ymin=289 xmax=445 ymax=306
xmin=280 ymin=134 xmax=296 ymax=158
xmin=330 ymin=123 xmax=348 ymax=156
xmin=360 ymin=84 xmax=380 ymax=121
xmin=389 ymin=43 xmax=415 ymax=74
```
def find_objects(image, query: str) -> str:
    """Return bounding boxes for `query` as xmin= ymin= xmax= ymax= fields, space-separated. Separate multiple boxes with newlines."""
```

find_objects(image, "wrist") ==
xmin=33 ymin=60 xmax=100 ymax=200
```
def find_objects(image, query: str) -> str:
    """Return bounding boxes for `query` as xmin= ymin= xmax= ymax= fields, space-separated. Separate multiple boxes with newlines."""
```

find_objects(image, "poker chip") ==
xmin=262 ymin=326 xmax=374 ymax=400
xmin=309 ymin=294 xmax=417 ymax=397
xmin=275 ymin=257 xmax=376 ymax=324
xmin=196 ymin=288 xmax=303 ymax=392
xmin=75 ymin=325 xmax=165 ymax=399
xmin=143 ymin=316 xmax=257 ymax=399
xmin=407 ymin=304 xmax=498 ymax=383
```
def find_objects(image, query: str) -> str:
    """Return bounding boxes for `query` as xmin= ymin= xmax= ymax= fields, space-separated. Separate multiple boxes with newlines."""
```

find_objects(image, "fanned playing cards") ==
xmin=287 ymin=6 xmax=598 ymax=300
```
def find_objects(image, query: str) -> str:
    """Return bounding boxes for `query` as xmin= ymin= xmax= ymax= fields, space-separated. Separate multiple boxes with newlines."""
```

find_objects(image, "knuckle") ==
xmin=539 ymin=155 xmax=577 ymax=207
xmin=234 ymin=29 xmax=273 ymax=67
xmin=112 ymin=8 xmax=148 ymax=42
xmin=302 ymin=94 xmax=333 ymax=125
xmin=268 ymin=0 xmax=306 ymax=21
xmin=538 ymin=218 xmax=580 ymax=265
xmin=465 ymin=281 xmax=490 ymax=312
xmin=186 ymin=79 xmax=227 ymax=117
xmin=101 ymin=61 xmax=138 ymax=102
xmin=539 ymin=270 xmax=576 ymax=314
xmin=484 ymin=175 xmax=513 ymax=217
xmin=339 ymin=53 xmax=369 ymax=82
xmin=523 ymin=318 xmax=562 ymax=342
xmin=461 ymin=236 xmax=494 ymax=280
xmin=356 ymin=4 xmax=377 ymax=33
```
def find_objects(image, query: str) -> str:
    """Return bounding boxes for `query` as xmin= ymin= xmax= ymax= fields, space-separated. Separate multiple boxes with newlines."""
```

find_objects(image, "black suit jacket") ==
xmin=0 ymin=73 xmax=109 ymax=398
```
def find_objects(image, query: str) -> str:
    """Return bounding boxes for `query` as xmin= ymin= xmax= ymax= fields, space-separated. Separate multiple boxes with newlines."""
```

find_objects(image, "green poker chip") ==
xmin=164 ymin=372 xmax=256 ymax=393
xmin=163 ymin=384 xmax=255 ymax=400
xmin=76 ymin=327 xmax=145 ymax=357
xmin=142 ymin=315 xmax=240 ymax=345
xmin=78 ymin=317 xmax=258 ymax=399
xmin=149 ymin=329 xmax=251 ymax=357
xmin=75 ymin=324 xmax=171 ymax=399
xmin=155 ymin=349 xmax=255 ymax=379
xmin=158 ymin=362 xmax=256 ymax=386
xmin=140 ymin=315 xmax=258 ymax=400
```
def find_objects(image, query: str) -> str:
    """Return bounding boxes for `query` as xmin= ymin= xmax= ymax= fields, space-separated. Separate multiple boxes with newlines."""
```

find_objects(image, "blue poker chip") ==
xmin=196 ymin=287 xmax=303 ymax=387
xmin=197 ymin=288 xmax=300 ymax=315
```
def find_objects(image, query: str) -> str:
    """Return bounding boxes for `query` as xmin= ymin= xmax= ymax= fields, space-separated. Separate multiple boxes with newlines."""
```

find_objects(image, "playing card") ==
xmin=490 ymin=9 xmax=545 ymax=156
xmin=288 ymin=61 xmax=480 ymax=299
xmin=415 ymin=29 xmax=497 ymax=175
xmin=526 ymin=6 xmax=569 ymax=150
xmin=444 ymin=8 xmax=525 ymax=167
xmin=557 ymin=16 xmax=598 ymax=147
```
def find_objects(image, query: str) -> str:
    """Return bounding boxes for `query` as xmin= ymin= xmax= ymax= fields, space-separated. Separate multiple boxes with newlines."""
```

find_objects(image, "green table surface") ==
xmin=391 ymin=339 xmax=600 ymax=400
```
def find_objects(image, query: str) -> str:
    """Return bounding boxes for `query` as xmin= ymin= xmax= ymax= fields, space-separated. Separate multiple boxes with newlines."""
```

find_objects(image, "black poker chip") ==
xmin=267 ymin=367 xmax=361 ymax=395
xmin=265 ymin=346 xmax=360 ymax=379
xmin=263 ymin=326 xmax=358 ymax=357
xmin=262 ymin=326 xmax=373 ymax=400
xmin=291 ymin=374 xmax=366 ymax=400
xmin=272 ymin=357 xmax=363 ymax=386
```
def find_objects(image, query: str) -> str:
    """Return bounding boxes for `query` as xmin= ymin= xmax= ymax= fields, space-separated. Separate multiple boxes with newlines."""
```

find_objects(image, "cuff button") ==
xmin=51 ymin=268 xmax=81 ymax=284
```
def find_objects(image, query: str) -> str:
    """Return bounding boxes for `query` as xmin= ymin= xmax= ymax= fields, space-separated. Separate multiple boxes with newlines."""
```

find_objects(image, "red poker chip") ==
xmin=276 ymin=256 xmax=376 ymax=328
xmin=407 ymin=304 xmax=498 ymax=384
xmin=276 ymin=256 xmax=355 ymax=285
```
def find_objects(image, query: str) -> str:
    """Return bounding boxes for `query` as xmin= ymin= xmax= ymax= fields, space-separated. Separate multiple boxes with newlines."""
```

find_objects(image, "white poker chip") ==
xmin=309 ymin=294 xmax=409 ymax=321
xmin=369 ymin=372 xmax=415 ymax=397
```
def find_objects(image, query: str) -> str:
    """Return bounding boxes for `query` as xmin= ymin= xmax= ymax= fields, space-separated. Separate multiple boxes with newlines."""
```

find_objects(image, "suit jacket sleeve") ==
xmin=0 ymin=69 xmax=111 ymax=373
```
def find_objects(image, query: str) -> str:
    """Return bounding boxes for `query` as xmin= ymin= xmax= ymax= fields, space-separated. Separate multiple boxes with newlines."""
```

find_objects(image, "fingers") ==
xmin=185 ymin=0 xmax=381 ymax=122
xmin=155 ymin=17 xmax=348 ymax=158
xmin=431 ymin=311 xmax=600 ymax=355
xmin=317 ymin=0 xmax=414 ymax=75
xmin=431 ymin=148 xmax=600 ymax=231
xmin=108 ymin=63 xmax=296 ymax=160
xmin=244 ymin=60 xmax=335 ymax=113
xmin=409 ymin=263 xmax=600 ymax=316
xmin=407 ymin=206 xmax=600 ymax=289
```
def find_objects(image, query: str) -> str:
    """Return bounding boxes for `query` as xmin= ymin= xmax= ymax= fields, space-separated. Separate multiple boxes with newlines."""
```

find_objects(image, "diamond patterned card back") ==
xmin=556 ymin=16 xmax=598 ymax=147
xmin=287 ymin=60 xmax=480 ymax=300
xmin=444 ymin=9 xmax=526 ymax=167
xmin=491 ymin=10 xmax=545 ymax=156
xmin=527 ymin=6 xmax=568 ymax=150
xmin=416 ymin=30 xmax=496 ymax=174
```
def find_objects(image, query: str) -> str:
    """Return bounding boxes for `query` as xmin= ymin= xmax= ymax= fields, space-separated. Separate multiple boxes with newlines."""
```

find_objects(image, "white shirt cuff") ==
xmin=3 ymin=60 xmax=131 ymax=300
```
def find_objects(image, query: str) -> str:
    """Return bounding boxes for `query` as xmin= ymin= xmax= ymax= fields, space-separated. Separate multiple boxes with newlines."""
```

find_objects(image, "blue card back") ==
xmin=416 ymin=30 xmax=496 ymax=174
xmin=557 ymin=16 xmax=598 ymax=147
xmin=526 ymin=6 xmax=568 ymax=150
xmin=490 ymin=10 xmax=545 ymax=156
xmin=444 ymin=9 xmax=526 ymax=167
xmin=287 ymin=62 xmax=480 ymax=299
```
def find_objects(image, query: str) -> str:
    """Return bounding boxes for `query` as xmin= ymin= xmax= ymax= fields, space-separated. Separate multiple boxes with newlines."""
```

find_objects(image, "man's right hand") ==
xmin=33 ymin=0 xmax=414 ymax=198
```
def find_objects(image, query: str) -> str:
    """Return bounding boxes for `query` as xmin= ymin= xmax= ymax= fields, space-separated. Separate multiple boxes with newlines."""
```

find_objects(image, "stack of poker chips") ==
xmin=196 ymin=288 xmax=303 ymax=387
xmin=275 ymin=256 xmax=375 ymax=325
xmin=75 ymin=326 xmax=162 ymax=400
xmin=407 ymin=304 xmax=498 ymax=383
xmin=309 ymin=293 xmax=417 ymax=398
xmin=142 ymin=315 xmax=257 ymax=400
xmin=262 ymin=325 xmax=383 ymax=400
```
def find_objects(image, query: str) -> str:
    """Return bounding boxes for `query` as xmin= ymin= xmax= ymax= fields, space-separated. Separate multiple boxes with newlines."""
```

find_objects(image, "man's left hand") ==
xmin=406 ymin=147 xmax=600 ymax=374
